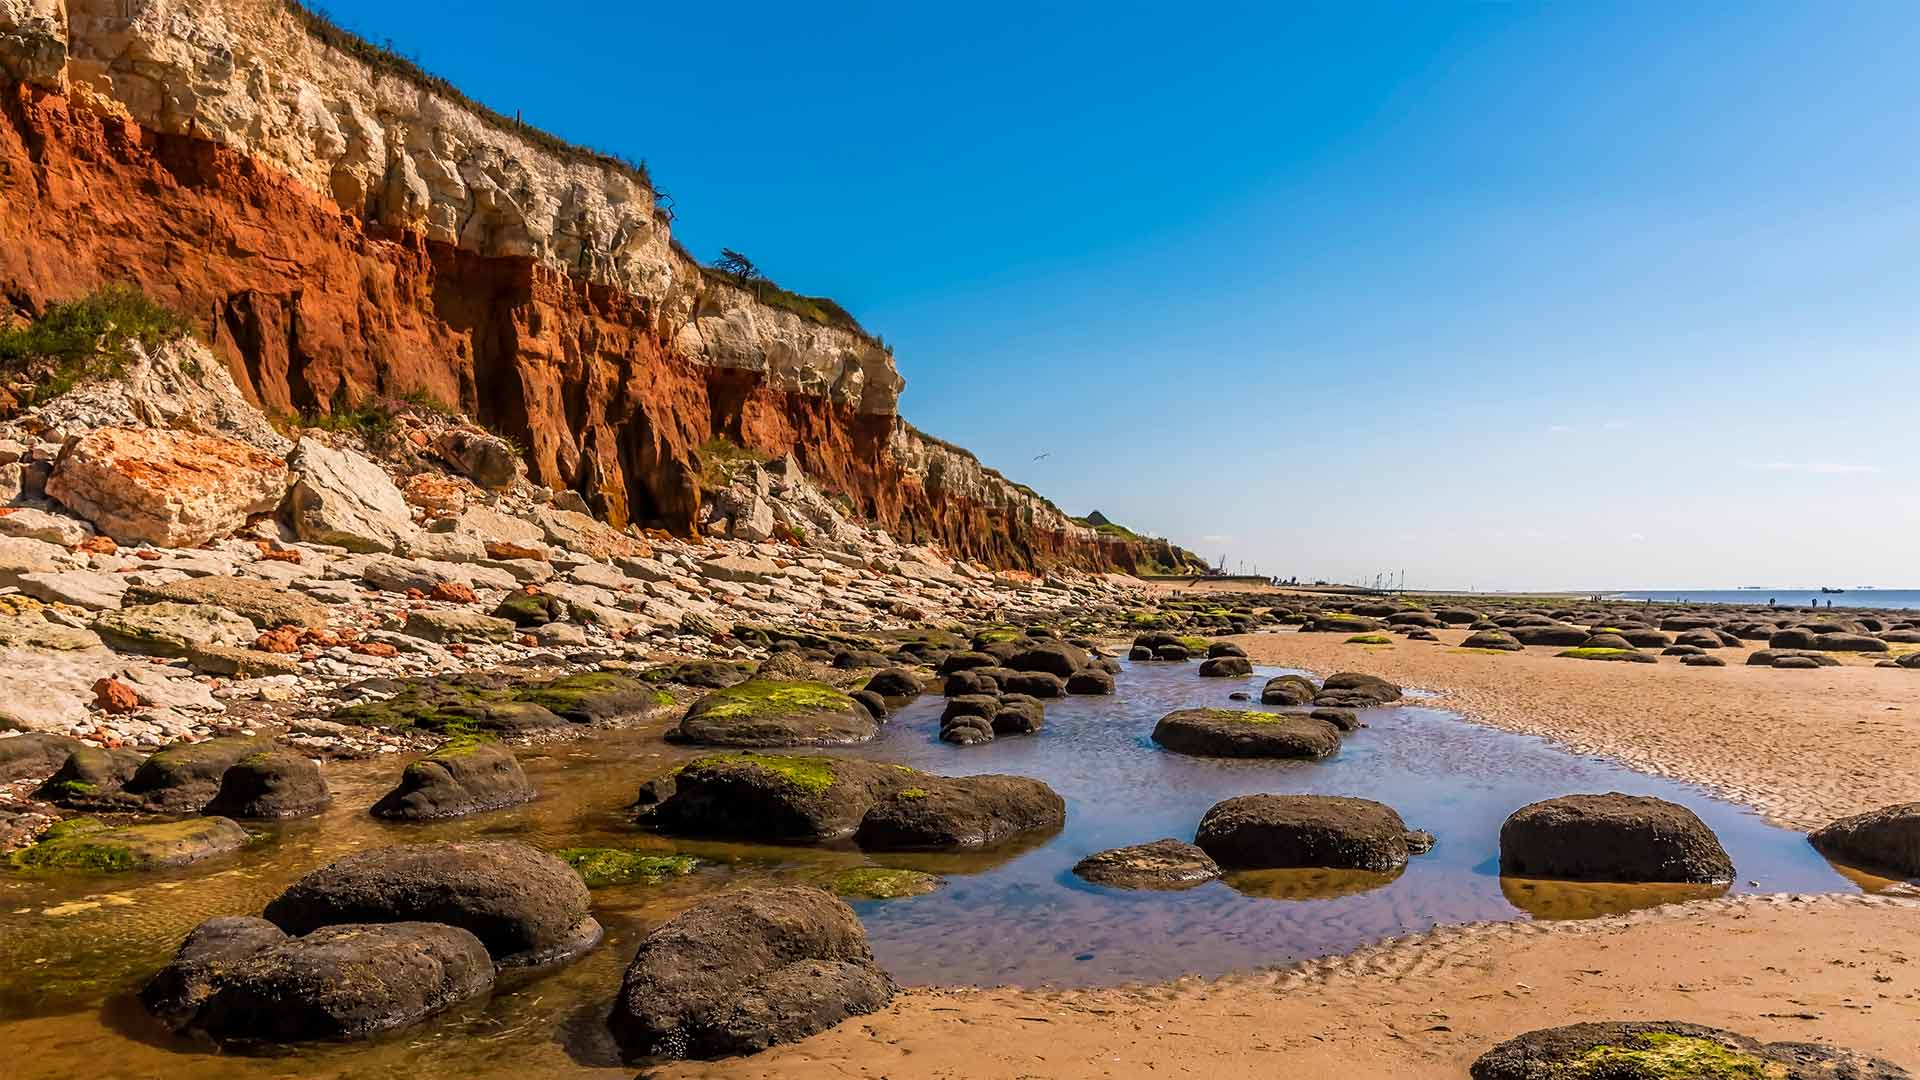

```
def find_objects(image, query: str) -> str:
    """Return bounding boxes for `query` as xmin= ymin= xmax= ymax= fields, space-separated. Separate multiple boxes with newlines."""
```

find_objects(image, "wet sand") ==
xmin=1232 ymin=624 xmax=1920 ymax=831
xmin=678 ymin=893 xmax=1920 ymax=1078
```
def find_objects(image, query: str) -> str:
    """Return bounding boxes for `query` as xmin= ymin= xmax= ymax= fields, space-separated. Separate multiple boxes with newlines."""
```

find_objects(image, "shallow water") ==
xmin=0 ymin=659 xmax=1891 ymax=1077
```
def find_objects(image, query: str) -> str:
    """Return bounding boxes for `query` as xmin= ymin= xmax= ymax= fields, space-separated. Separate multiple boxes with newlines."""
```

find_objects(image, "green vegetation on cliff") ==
xmin=0 ymin=286 xmax=193 ymax=411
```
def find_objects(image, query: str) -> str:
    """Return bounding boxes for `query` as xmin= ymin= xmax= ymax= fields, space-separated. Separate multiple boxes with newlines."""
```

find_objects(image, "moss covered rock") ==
xmin=204 ymin=750 xmax=330 ymax=819
xmin=1151 ymin=708 xmax=1342 ymax=760
xmin=370 ymin=736 xmax=534 ymax=821
xmin=828 ymin=866 xmax=940 ymax=900
xmin=559 ymin=848 xmax=699 ymax=887
xmin=12 ymin=815 xmax=249 ymax=872
xmin=123 ymin=736 xmax=277 ymax=812
xmin=1469 ymin=1020 xmax=1909 ymax=1079
xmin=519 ymin=671 xmax=674 ymax=723
xmin=675 ymin=680 xmax=877 ymax=748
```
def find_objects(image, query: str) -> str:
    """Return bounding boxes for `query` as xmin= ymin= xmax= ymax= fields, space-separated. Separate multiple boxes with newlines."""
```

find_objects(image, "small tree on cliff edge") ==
xmin=715 ymin=248 xmax=763 ymax=301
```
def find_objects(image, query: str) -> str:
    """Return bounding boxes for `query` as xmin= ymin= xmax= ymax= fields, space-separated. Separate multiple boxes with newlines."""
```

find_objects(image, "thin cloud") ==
xmin=1202 ymin=534 xmax=1237 ymax=544
xmin=1756 ymin=462 xmax=1881 ymax=475
xmin=1547 ymin=424 xmax=1574 ymax=433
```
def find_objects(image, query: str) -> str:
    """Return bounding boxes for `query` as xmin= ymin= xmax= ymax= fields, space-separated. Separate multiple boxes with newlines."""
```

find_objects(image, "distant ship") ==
xmin=1821 ymin=587 xmax=1846 ymax=594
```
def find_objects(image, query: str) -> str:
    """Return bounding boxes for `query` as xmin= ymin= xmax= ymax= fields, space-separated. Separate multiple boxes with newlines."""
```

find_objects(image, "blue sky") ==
xmin=322 ymin=2 xmax=1920 ymax=589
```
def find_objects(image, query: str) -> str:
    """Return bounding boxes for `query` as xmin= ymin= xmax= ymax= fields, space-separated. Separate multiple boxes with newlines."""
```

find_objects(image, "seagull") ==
xmin=1032 ymin=451 xmax=1051 ymax=462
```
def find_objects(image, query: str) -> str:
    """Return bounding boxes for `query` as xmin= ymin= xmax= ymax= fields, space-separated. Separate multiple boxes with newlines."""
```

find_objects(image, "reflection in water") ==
xmin=1498 ymin=875 xmax=1729 ymax=920
xmin=1224 ymin=865 xmax=1403 ymax=901
xmin=0 ymin=658 xmax=1880 ymax=1079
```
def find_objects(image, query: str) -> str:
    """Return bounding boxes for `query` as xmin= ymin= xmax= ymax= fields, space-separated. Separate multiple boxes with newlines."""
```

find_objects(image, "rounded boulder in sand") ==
xmin=1470 ymin=1020 xmax=1910 ymax=1080
xmin=1809 ymin=802 xmax=1920 ymax=878
xmin=263 ymin=840 xmax=600 ymax=968
xmin=1499 ymin=793 xmax=1733 ymax=884
xmin=1195 ymin=794 xmax=1414 ymax=872
xmin=609 ymin=886 xmax=894 ymax=1060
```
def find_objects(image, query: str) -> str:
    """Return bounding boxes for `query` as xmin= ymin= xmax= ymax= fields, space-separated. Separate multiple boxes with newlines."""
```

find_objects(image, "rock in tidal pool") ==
xmin=827 ymin=866 xmax=941 ymax=900
xmin=0 ymin=731 xmax=82 ymax=782
xmin=644 ymin=753 xmax=1066 ymax=850
xmin=33 ymin=745 xmax=143 ymax=804
xmin=1072 ymin=839 xmax=1222 ymax=890
xmin=1499 ymin=793 xmax=1734 ymax=884
xmin=1195 ymin=794 xmax=1416 ymax=873
xmin=204 ymin=749 xmax=330 ymax=819
xmin=151 ymin=921 xmax=494 ymax=1045
xmin=862 ymin=667 xmax=923 ymax=698
xmin=1197 ymin=655 xmax=1253 ymax=677
xmin=1151 ymin=708 xmax=1341 ymax=759
xmin=1259 ymin=674 xmax=1317 ymax=705
xmin=1469 ymin=1020 xmax=1910 ymax=1080
xmin=120 ymin=735 xmax=278 ymax=813
xmin=674 ymin=680 xmax=877 ymax=747
xmin=10 ymin=815 xmax=249 ymax=872
xmin=370 ymin=736 xmax=533 ymax=821
xmin=264 ymin=840 xmax=600 ymax=968
xmin=1809 ymin=802 xmax=1920 ymax=878
xmin=609 ymin=886 xmax=895 ymax=1061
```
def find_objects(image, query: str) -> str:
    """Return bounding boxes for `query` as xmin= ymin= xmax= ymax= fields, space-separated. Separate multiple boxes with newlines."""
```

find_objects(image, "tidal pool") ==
xmin=0 ymin=659 xmax=1881 ymax=1077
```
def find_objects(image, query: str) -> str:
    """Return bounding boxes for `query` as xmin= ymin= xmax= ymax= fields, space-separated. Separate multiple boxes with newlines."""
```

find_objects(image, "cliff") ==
xmin=0 ymin=0 xmax=1200 ymax=573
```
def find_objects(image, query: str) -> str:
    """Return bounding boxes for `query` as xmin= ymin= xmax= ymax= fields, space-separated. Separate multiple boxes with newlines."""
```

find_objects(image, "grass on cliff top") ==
xmin=698 ymin=265 xmax=875 ymax=340
xmin=284 ymin=2 xmax=653 ymax=189
xmin=0 ymin=286 xmax=195 ymax=410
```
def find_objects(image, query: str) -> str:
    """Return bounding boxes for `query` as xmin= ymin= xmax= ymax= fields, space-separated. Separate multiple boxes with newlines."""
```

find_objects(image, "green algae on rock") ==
xmin=674 ymin=679 xmax=877 ymax=747
xmin=1556 ymin=647 xmax=1657 ymax=663
xmin=558 ymin=848 xmax=699 ymax=887
xmin=11 ymin=816 xmax=249 ymax=872
xmin=828 ymin=866 xmax=940 ymax=900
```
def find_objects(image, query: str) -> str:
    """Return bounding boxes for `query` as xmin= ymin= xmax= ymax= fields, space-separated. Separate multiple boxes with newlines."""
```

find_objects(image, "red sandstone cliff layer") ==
xmin=0 ymin=83 xmax=1194 ymax=573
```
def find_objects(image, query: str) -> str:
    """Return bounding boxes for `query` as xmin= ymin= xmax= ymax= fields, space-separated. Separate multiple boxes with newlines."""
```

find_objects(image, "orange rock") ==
xmin=92 ymin=677 xmax=139 ymax=714
xmin=429 ymin=581 xmax=477 ymax=604
xmin=254 ymin=540 xmax=302 ymax=563
xmin=132 ymin=549 xmax=161 ymax=561
xmin=402 ymin=472 xmax=467 ymax=516
xmin=350 ymin=641 xmax=398 ymax=658
xmin=518 ymin=634 xmax=537 ymax=647
xmin=43 ymin=426 xmax=288 ymax=547
xmin=484 ymin=540 xmax=547 ymax=562
xmin=77 ymin=535 xmax=118 ymax=555
xmin=253 ymin=627 xmax=301 ymax=654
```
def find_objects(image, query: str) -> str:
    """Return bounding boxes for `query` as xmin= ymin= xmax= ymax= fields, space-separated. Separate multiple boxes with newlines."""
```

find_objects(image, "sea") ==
xmin=1602 ymin=588 xmax=1920 ymax=611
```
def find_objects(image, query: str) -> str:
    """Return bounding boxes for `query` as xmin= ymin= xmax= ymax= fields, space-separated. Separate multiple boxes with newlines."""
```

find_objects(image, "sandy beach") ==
xmin=1231 ymin=620 xmax=1920 ymax=831
xmin=676 ymin=893 xmax=1920 ymax=1078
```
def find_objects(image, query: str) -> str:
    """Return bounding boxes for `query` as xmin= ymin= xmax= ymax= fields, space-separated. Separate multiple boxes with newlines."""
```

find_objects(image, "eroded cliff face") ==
xmin=0 ymin=0 xmax=1186 ymax=571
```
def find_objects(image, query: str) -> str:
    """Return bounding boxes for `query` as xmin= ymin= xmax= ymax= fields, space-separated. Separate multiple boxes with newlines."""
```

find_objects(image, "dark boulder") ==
xmin=1810 ymin=802 xmax=1920 ymax=877
xmin=1469 ymin=1020 xmax=1910 ymax=1080
xmin=205 ymin=750 xmax=330 ymax=819
xmin=1436 ymin=608 xmax=1479 ymax=625
xmin=943 ymin=670 xmax=997 ymax=696
xmin=1198 ymin=655 xmax=1253 ymax=677
xmin=1310 ymin=707 xmax=1360 ymax=731
xmin=849 ymin=689 xmax=888 ymax=721
xmin=173 ymin=922 xmax=494 ymax=1045
xmin=1459 ymin=630 xmax=1523 ymax=651
xmin=32 ymin=744 xmax=144 ymax=804
xmin=140 ymin=916 xmax=287 ymax=1025
xmin=1151 ymin=708 xmax=1341 ymax=760
xmin=0 ymin=732 xmax=82 ymax=783
xmin=1195 ymin=794 xmax=1414 ymax=872
xmin=675 ymin=681 xmax=876 ymax=748
xmin=939 ymin=714 xmax=995 ymax=745
xmin=1681 ymin=653 xmax=1727 ymax=667
xmin=1675 ymin=629 xmax=1726 ymax=650
xmin=647 ymin=754 xmax=910 ymax=841
xmin=1128 ymin=645 xmax=1154 ymax=661
xmin=491 ymin=590 xmax=567 ymax=627
xmin=1579 ymin=632 xmax=1634 ymax=650
xmin=1260 ymin=674 xmax=1317 ymax=706
xmin=264 ymin=840 xmax=600 ymax=968
xmin=11 ymin=815 xmax=249 ymax=872
xmin=991 ymin=694 xmax=1046 ymax=735
xmin=1510 ymin=625 xmax=1589 ymax=647
xmin=370 ymin=738 xmax=534 ymax=821
xmin=1155 ymin=644 xmax=1191 ymax=661
xmin=1747 ymin=649 xmax=1840 ymax=668
xmin=608 ymin=887 xmax=893 ymax=1061
xmin=1072 ymin=839 xmax=1221 ymax=890
xmin=1003 ymin=671 xmax=1066 ymax=699
xmin=1065 ymin=669 xmax=1116 ymax=695
xmin=520 ymin=672 xmax=675 ymax=723
xmin=854 ymin=775 xmax=1066 ymax=850
xmin=832 ymin=649 xmax=892 ymax=670
xmin=1773 ymin=656 xmax=1824 ymax=669
xmin=941 ymin=694 xmax=1000 ymax=724
xmin=1313 ymin=672 xmax=1403 ymax=707
xmin=863 ymin=668 xmax=923 ymax=699
xmin=122 ymin=736 xmax=278 ymax=813
xmin=1004 ymin=642 xmax=1089 ymax=677
xmin=1206 ymin=642 xmax=1248 ymax=659
xmin=1616 ymin=627 xmax=1674 ymax=648
xmin=937 ymin=651 xmax=1000 ymax=675
xmin=1499 ymin=793 xmax=1733 ymax=883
